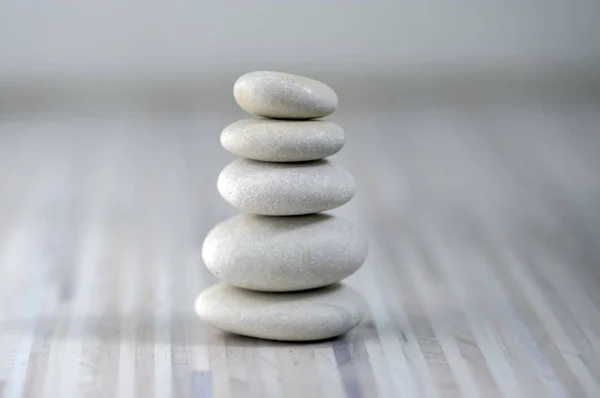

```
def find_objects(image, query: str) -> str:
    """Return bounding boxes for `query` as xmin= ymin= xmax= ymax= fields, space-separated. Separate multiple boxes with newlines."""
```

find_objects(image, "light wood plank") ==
xmin=0 ymin=102 xmax=599 ymax=398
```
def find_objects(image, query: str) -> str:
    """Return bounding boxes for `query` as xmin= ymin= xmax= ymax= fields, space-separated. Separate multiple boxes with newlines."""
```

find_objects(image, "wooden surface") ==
xmin=0 ymin=102 xmax=600 ymax=397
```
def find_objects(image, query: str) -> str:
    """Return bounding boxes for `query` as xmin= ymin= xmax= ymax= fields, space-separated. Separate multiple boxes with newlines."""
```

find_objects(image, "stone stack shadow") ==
xmin=195 ymin=71 xmax=368 ymax=342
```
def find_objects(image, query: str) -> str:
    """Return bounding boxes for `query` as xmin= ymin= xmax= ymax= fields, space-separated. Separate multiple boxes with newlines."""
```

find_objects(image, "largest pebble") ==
xmin=195 ymin=283 xmax=368 ymax=341
xmin=234 ymin=71 xmax=338 ymax=119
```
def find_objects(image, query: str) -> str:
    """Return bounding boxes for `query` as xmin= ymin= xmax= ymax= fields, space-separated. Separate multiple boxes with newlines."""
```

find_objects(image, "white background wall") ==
xmin=1 ymin=0 xmax=599 ymax=83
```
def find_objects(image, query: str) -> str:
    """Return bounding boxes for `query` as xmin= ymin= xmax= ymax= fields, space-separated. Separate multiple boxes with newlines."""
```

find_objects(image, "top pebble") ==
xmin=234 ymin=71 xmax=338 ymax=120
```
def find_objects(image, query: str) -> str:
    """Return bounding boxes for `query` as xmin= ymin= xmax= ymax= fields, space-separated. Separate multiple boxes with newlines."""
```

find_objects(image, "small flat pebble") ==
xmin=217 ymin=158 xmax=355 ymax=215
xmin=234 ymin=71 xmax=338 ymax=119
xmin=202 ymin=213 xmax=367 ymax=292
xmin=195 ymin=283 xmax=368 ymax=341
xmin=221 ymin=118 xmax=345 ymax=162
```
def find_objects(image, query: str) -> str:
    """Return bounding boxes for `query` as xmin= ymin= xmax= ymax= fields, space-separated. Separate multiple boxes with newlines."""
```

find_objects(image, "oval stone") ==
xmin=195 ymin=283 xmax=368 ymax=341
xmin=221 ymin=119 xmax=345 ymax=162
xmin=202 ymin=213 xmax=368 ymax=292
xmin=233 ymin=71 xmax=338 ymax=119
xmin=217 ymin=158 xmax=355 ymax=215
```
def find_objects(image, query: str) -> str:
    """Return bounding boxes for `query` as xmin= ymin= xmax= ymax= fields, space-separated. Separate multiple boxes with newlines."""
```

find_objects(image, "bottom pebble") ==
xmin=195 ymin=283 xmax=368 ymax=341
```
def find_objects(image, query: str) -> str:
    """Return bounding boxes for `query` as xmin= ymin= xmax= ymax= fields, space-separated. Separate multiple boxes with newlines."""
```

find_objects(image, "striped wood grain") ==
xmin=0 ymin=102 xmax=599 ymax=397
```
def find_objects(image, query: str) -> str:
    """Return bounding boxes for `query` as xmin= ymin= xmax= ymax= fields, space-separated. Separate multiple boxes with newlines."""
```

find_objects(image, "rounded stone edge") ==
xmin=233 ymin=71 xmax=339 ymax=120
xmin=216 ymin=159 xmax=357 ymax=216
xmin=200 ymin=213 xmax=369 ymax=292
xmin=194 ymin=283 xmax=369 ymax=341
xmin=219 ymin=119 xmax=346 ymax=162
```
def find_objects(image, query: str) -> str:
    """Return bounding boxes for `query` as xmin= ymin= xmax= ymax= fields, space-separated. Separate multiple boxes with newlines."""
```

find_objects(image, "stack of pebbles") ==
xmin=195 ymin=71 xmax=368 ymax=341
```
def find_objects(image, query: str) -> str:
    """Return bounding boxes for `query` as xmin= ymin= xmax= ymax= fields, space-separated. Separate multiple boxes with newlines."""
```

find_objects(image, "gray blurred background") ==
xmin=1 ymin=0 xmax=600 ymax=111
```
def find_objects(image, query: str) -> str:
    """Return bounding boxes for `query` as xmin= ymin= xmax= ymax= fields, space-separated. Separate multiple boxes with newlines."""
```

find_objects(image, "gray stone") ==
xmin=202 ymin=213 xmax=367 ymax=292
xmin=195 ymin=283 xmax=368 ymax=341
xmin=217 ymin=158 xmax=355 ymax=215
xmin=220 ymin=118 xmax=345 ymax=162
xmin=233 ymin=71 xmax=338 ymax=119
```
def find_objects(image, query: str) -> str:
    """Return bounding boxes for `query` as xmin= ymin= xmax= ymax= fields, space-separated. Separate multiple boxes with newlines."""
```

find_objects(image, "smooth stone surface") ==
xmin=221 ymin=119 xmax=345 ymax=162
xmin=202 ymin=213 xmax=368 ymax=292
xmin=217 ymin=158 xmax=355 ymax=215
xmin=233 ymin=71 xmax=338 ymax=119
xmin=195 ymin=283 xmax=368 ymax=341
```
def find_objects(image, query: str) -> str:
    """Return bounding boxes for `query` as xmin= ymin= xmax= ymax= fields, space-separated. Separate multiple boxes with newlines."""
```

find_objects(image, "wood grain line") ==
xmin=332 ymin=339 xmax=364 ymax=398
xmin=1 ymin=104 xmax=600 ymax=397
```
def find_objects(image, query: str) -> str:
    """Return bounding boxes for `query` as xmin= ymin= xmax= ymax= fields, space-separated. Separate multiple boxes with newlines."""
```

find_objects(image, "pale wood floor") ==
xmin=0 ymin=101 xmax=599 ymax=397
